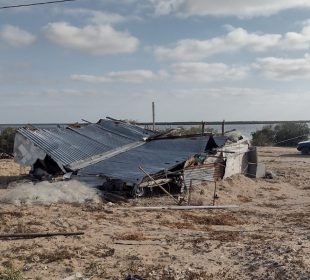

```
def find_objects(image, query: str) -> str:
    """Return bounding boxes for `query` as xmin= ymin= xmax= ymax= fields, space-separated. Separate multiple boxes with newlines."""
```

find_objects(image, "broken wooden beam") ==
xmin=117 ymin=205 xmax=239 ymax=211
xmin=0 ymin=231 xmax=84 ymax=239
xmin=139 ymin=166 xmax=180 ymax=204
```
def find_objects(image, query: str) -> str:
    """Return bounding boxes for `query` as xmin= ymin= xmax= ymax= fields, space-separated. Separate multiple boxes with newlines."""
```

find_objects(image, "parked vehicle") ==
xmin=297 ymin=140 xmax=310 ymax=154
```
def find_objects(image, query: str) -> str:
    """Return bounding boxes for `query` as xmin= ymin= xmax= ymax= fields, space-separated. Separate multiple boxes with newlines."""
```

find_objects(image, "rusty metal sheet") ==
xmin=184 ymin=162 xmax=224 ymax=187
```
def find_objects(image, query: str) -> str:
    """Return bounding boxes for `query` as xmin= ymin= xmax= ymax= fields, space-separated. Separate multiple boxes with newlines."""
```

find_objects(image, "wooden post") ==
xmin=222 ymin=120 xmax=225 ymax=135
xmin=213 ymin=181 xmax=217 ymax=206
xmin=201 ymin=121 xmax=205 ymax=135
xmin=188 ymin=179 xmax=192 ymax=205
xmin=152 ymin=102 xmax=155 ymax=131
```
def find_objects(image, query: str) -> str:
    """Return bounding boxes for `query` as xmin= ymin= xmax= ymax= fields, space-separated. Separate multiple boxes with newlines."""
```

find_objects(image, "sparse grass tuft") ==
xmin=160 ymin=220 xmax=197 ymax=230
xmin=0 ymin=265 xmax=23 ymax=280
xmin=181 ymin=212 xmax=243 ymax=226
xmin=249 ymin=233 xmax=271 ymax=241
xmin=114 ymin=231 xmax=147 ymax=241
xmin=208 ymin=230 xmax=240 ymax=242
xmin=237 ymin=195 xmax=252 ymax=203
xmin=29 ymin=248 xmax=73 ymax=264
xmin=259 ymin=203 xmax=280 ymax=208
xmin=84 ymin=262 xmax=107 ymax=278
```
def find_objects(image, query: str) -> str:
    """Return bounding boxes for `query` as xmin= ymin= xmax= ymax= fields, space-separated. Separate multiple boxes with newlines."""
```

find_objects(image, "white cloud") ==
xmin=43 ymin=22 xmax=139 ymax=55
xmin=150 ymin=0 xmax=185 ymax=16
xmin=254 ymin=54 xmax=310 ymax=80
xmin=281 ymin=24 xmax=310 ymax=49
xmin=150 ymin=0 xmax=310 ymax=18
xmin=63 ymin=8 xmax=127 ymax=25
xmin=0 ymin=25 xmax=36 ymax=47
xmin=143 ymin=87 xmax=272 ymax=99
xmin=172 ymin=62 xmax=249 ymax=81
xmin=154 ymin=27 xmax=282 ymax=61
xmin=154 ymin=24 xmax=310 ymax=61
xmin=71 ymin=70 xmax=167 ymax=83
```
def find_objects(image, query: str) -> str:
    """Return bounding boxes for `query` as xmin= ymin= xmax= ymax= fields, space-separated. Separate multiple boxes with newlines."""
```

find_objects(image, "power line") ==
xmin=0 ymin=0 xmax=78 ymax=10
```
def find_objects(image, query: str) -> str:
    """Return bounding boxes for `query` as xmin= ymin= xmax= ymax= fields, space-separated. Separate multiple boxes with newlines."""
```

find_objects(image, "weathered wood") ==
xmin=213 ymin=181 xmax=217 ymax=206
xmin=139 ymin=166 xmax=179 ymax=204
xmin=0 ymin=231 xmax=84 ymax=239
xmin=115 ymin=241 xmax=166 ymax=246
xmin=118 ymin=205 xmax=239 ymax=211
xmin=152 ymin=101 xmax=155 ymax=131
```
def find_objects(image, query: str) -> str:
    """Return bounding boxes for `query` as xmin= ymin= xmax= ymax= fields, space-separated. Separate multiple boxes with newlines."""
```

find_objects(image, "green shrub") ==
xmin=274 ymin=122 xmax=310 ymax=146
xmin=251 ymin=125 xmax=275 ymax=146
xmin=0 ymin=127 xmax=17 ymax=154
xmin=252 ymin=123 xmax=310 ymax=147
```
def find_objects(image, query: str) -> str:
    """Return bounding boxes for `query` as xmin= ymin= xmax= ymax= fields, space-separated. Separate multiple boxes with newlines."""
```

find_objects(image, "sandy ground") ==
xmin=0 ymin=147 xmax=309 ymax=280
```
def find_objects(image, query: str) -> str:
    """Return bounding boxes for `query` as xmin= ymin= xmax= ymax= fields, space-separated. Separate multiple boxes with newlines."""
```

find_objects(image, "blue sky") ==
xmin=1 ymin=0 xmax=310 ymax=123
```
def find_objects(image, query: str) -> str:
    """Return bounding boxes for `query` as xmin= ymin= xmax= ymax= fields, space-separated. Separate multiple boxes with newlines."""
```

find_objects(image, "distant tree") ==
xmin=251 ymin=123 xmax=310 ymax=146
xmin=274 ymin=122 xmax=310 ymax=146
xmin=251 ymin=125 xmax=275 ymax=146
xmin=0 ymin=128 xmax=17 ymax=154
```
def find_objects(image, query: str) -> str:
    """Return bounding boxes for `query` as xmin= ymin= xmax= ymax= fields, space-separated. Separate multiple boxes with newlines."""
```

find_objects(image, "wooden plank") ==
xmin=0 ymin=231 xmax=84 ymax=239
xmin=117 ymin=205 xmax=239 ymax=211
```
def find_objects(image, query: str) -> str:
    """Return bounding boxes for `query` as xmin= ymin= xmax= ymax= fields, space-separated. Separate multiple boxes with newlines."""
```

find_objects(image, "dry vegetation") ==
xmin=0 ymin=146 xmax=309 ymax=279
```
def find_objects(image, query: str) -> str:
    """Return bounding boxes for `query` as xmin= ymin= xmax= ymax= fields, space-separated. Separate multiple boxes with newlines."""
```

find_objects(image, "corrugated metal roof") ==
xmin=68 ymin=124 xmax=133 ymax=149
xmin=98 ymin=119 xmax=154 ymax=140
xmin=17 ymin=120 xmax=154 ymax=168
xmin=18 ymin=127 xmax=110 ymax=166
xmin=16 ymin=120 xmax=221 ymax=185
xmin=213 ymin=136 xmax=227 ymax=147
xmin=79 ymin=136 xmax=208 ymax=184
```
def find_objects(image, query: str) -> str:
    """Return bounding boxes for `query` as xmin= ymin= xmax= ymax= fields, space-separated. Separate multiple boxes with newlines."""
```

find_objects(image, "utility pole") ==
xmin=222 ymin=119 xmax=225 ymax=135
xmin=201 ymin=121 xmax=205 ymax=135
xmin=152 ymin=101 xmax=155 ymax=131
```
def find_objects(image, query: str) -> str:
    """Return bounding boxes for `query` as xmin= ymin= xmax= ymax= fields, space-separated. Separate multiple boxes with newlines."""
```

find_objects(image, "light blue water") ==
xmin=1 ymin=123 xmax=309 ymax=140
xmin=153 ymin=123 xmax=271 ymax=139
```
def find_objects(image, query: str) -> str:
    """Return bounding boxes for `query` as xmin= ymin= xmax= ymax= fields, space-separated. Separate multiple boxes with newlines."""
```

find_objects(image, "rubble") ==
xmin=13 ymin=118 xmax=259 ymax=198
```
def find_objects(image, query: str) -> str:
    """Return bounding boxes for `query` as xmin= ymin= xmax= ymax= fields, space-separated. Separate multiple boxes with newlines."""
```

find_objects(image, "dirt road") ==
xmin=0 ymin=147 xmax=309 ymax=279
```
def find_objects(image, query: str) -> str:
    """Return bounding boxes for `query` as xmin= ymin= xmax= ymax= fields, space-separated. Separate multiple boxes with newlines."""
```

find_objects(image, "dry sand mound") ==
xmin=0 ymin=180 xmax=102 ymax=205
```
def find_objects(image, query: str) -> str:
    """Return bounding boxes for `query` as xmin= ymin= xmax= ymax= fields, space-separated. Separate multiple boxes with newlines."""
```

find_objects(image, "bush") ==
xmin=251 ymin=122 xmax=310 ymax=147
xmin=0 ymin=128 xmax=17 ymax=154
xmin=274 ymin=122 xmax=310 ymax=146
xmin=251 ymin=125 xmax=275 ymax=146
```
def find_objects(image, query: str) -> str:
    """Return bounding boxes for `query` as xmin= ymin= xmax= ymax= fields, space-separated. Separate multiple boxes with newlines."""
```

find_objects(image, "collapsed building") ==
xmin=13 ymin=119 xmax=258 ymax=196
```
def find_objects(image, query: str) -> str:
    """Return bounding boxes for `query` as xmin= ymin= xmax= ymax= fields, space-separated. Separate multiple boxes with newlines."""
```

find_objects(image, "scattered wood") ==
xmin=114 ymin=241 xmax=167 ymax=246
xmin=117 ymin=205 xmax=239 ymax=211
xmin=0 ymin=153 xmax=13 ymax=159
xmin=0 ymin=231 xmax=84 ymax=239
xmin=139 ymin=166 xmax=179 ymax=204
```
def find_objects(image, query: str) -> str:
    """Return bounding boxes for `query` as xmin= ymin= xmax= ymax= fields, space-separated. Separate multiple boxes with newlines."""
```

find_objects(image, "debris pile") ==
xmin=13 ymin=118 xmax=259 ymax=197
